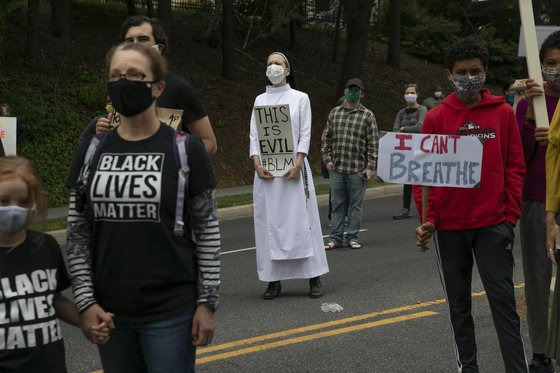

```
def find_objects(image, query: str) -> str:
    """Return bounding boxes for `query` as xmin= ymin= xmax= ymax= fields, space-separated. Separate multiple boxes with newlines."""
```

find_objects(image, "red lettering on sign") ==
xmin=420 ymin=135 xmax=430 ymax=153
xmin=394 ymin=134 xmax=413 ymax=151
xmin=449 ymin=135 xmax=460 ymax=154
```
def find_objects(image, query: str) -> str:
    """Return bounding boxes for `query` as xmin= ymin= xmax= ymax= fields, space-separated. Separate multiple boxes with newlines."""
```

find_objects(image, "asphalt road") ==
xmin=61 ymin=194 xmax=534 ymax=373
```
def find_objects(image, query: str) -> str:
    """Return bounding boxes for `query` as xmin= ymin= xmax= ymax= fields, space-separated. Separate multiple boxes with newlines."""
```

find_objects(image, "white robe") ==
xmin=249 ymin=84 xmax=329 ymax=282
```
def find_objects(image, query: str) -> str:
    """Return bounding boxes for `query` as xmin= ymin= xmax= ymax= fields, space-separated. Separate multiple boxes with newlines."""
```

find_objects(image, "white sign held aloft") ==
xmin=377 ymin=132 xmax=483 ymax=188
xmin=518 ymin=0 xmax=549 ymax=127
xmin=254 ymin=104 xmax=295 ymax=177
xmin=0 ymin=117 xmax=17 ymax=156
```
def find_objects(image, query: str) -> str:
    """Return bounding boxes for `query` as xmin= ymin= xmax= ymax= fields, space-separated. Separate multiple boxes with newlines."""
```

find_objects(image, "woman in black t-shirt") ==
xmin=392 ymin=84 xmax=427 ymax=220
xmin=66 ymin=43 xmax=220 ymax=373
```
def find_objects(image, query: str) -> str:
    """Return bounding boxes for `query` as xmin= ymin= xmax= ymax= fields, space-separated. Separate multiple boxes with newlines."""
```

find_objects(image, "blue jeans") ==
xmin=98 ymin=309 xmax=196 ymax=373
xmin=328 ymin=170 xmax=367 ymax=244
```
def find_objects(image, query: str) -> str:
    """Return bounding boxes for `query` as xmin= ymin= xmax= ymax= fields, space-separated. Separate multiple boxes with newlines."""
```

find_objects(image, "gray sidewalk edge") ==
xmin=48 ymin=184 xmax=404 ymax=245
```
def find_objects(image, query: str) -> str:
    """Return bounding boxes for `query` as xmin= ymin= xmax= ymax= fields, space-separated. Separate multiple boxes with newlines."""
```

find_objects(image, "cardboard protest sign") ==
xmin=157 ymin=108 xmax=184 ymax=130
xmin=377 ymin=132 xmax=483 ymax=188
xmin=105 ymin=107 xmax=183 ymax=130
xmin=254 ymin=104 xmax=295 ymax=177
xmin=0 ymin=117 xmax=17 ymax=156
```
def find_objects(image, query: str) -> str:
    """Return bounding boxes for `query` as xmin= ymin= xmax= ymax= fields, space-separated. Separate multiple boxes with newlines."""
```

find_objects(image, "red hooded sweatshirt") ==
xmin=413 ymin=88 xmax=525 ymax=230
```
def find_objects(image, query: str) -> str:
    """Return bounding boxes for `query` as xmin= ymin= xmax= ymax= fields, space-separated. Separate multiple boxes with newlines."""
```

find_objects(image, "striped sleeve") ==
xmin=189 ymin=188 xmax=221 ymax=310
xmin=66 ymin=190 xmax=96 ymax=313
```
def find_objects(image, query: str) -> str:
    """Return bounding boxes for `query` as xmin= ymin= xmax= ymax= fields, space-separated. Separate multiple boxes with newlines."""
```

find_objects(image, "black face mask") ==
xmin=107 ymin=79 xmax=155 ymax=117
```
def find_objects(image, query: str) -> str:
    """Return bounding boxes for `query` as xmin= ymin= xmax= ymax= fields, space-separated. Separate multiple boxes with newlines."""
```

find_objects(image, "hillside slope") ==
xmin=0 ymin=3 xmax=500 ymax=205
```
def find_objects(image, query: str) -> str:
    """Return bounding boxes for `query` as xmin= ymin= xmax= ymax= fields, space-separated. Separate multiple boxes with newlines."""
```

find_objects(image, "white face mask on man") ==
xmin=266 ymin=64 xmax=285 ymax=85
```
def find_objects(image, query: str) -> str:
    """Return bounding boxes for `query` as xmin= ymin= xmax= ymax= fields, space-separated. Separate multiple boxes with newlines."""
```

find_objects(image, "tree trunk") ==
xmin=26 ymin=0 xmax=39 ymax=64
xmin=289 ymin=18 xmax=296 ymax=50
xmin=205 ymin=0 xmax=222 ymax=48
xmin=222 ymin=0 xmax=236 ymax=81
xmin=50 ymin=0 xmax=73 ymax=41
xmin=532 ymin=0 xmax=542 ymax=24
xmin=146 ymin=0 xmax=154 ymax=18
xmin=386 ymin=0 xmax=401 ymax=70
xmin=126 ymin=0 xmax=136 ymax=15
xmin=157 ymin=0 xmax=172 ymax=36
xmin=336 ymin=0 xmax=374 ymax=98
xmin=331 ymin=1 xmax=343 ymax=63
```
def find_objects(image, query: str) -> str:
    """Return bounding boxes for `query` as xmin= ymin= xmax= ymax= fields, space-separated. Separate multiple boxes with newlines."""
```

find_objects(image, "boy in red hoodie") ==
xmin=415 ymin=37 xmax=528 ymax=372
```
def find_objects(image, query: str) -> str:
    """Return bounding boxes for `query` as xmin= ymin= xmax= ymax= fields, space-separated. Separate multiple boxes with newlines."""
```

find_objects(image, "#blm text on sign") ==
xmin=377 ymin=132 xmax=483 ymax=188
xmin=254 ymin=104 xmax=295 ymax=177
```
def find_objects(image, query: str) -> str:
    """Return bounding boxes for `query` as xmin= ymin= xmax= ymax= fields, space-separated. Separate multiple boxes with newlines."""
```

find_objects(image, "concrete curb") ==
xmin=49 ymin=184 xmax=404 ymax=245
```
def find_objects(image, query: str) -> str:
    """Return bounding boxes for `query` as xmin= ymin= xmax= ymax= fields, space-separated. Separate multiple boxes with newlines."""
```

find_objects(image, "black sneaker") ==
xmin=309 ymin=277 xmax=322 ymax=298
xmin=393 ymin=208 xmax=411 ymax=220
xmin=263 ymin=281 xmax=281 ymax=300
xmin=529 ymin=358 xmax=554 ymax=373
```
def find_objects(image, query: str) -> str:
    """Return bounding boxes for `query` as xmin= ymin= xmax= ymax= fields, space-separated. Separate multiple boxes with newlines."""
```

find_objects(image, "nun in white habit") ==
xmin=249 ymin=51 xmax=329 ymax=300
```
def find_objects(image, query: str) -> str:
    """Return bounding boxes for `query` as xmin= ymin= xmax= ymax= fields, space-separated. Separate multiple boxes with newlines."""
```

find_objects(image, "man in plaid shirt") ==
xmin=321 ymin=78 xmax=379 ymax=250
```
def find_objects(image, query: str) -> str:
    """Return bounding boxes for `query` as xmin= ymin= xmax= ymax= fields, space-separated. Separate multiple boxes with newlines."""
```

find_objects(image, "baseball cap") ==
xmin=346 ymin=78 xmax=364 ymax=90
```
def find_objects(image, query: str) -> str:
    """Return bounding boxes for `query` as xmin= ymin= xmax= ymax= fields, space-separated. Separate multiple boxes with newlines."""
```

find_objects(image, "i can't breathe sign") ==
xmin=377 ymin=132 xmax=483 ymax=188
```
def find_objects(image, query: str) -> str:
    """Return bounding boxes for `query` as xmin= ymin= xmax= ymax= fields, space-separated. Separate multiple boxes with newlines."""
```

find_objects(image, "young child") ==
xmin=415 ymin=37 xmax=528 ymax=372
xmin=0 ymin=156 xmax=110 ymax=372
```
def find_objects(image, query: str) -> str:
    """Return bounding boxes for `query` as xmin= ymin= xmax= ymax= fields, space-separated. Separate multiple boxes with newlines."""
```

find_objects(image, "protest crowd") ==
xmin=3 ymin=9 xmax=560 ymax=373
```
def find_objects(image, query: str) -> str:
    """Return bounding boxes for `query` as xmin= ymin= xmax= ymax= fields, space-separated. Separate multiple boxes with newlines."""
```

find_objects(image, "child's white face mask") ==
xmin=0 ymin=206 xmax=29 ymax=234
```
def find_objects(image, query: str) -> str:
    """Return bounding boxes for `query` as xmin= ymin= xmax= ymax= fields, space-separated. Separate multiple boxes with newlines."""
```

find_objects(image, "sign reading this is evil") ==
xmin=377 ymin=132 xmax=483 ymax=188
xmin=254 ymin=104 xmax=295 ymax=177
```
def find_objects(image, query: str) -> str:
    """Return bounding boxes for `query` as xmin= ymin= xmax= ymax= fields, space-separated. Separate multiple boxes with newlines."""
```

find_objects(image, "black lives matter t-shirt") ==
xmin=158 ymin=72 xmax=208 ymax=130
xmin=0 ymin=231 xmax=70 ymax=373
xmin=69 ymin=123 xmax=215 ymax=321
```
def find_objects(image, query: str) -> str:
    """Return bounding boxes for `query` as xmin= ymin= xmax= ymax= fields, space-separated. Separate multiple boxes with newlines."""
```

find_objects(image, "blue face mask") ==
xmin=506 ymin=92 xmax=515 ymax=105
xmin=0 ymin=206 xmax=29 ymax=234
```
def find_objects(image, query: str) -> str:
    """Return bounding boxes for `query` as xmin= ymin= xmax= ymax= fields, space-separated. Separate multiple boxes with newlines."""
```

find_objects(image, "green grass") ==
xmin=36 ymin=180 xmax=385 ymax=232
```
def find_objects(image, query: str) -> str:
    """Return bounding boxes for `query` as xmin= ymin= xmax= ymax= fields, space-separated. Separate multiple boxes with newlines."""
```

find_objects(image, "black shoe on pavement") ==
xmin=393 ymin=208 xmax=411 ymax=220
xmin=263 ymin=281 xmax=281 ymax=300
xmin=529 ymin=358 xmax=554 ymax=373
xmin=309 ymin=277 xmax=322 ymax=298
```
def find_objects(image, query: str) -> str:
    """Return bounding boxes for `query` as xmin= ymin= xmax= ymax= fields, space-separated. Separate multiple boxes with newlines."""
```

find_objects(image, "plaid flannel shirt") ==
xmin=321 ymin=102 xmax=379 ymax=174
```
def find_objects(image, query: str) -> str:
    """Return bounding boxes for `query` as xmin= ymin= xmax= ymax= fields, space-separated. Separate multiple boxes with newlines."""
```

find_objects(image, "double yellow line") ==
xmin=91 ymin=283 xmax=525 ymax=371
xmin=197 ymin=283 xmax=525 ymax=365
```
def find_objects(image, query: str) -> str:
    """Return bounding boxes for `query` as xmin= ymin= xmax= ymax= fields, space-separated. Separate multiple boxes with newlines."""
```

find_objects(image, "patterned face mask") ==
xmin=542 ymin=67 xmax=560 ymax=89
xmin=450 ymin=74 xmax=486 ymax=101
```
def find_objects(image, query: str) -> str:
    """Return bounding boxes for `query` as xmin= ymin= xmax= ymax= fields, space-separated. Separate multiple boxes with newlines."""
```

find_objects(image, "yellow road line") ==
xmin=197 ymin=311 xmax=437 ymax=364
xmin=198 ymin=299 xmax=446 ymax=355
xmin=90 ymin=283 xmax=526 ymax=371
xmin=198 ymin=283 xmax=525 ymax=355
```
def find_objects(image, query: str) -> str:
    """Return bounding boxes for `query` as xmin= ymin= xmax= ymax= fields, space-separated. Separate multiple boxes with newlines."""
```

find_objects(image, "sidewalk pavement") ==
xmin=47 ymin=176 xmax=404 ymax=244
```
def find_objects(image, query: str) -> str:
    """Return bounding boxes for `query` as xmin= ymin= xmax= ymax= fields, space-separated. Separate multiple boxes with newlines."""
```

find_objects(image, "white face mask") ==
xmin=434 ymin=91 xmax=443 ymax=98
xmin=0 ymin=206 xmax=29 ymax=234
xmin=266 ymin=64 xmax=285 ymax=85
xmin=151 ymin=44 xmax=161 ymax=53
xmin=404 ymin=93 xmax=417 ymax=104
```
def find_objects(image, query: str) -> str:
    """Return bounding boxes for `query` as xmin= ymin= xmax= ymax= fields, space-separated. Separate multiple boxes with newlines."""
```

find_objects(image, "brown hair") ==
xmin=105 ymin=43 xmax=168 ymax=82
xmin=0 ymin=156 xmax=46 ymax=220
xmin=120 ymin=16 xmax=169 ymax=56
